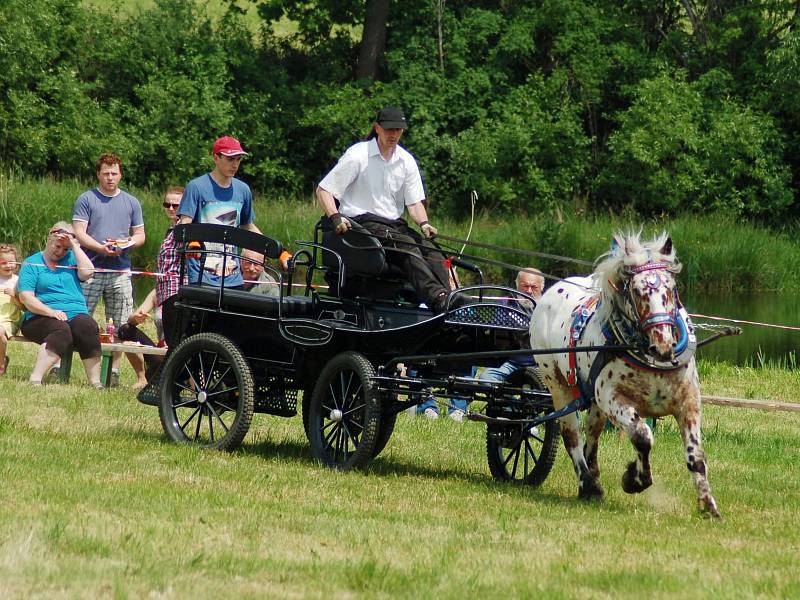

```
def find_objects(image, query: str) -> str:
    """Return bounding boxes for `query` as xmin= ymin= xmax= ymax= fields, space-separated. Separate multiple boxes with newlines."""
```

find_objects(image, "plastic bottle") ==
xmin=106 ymin=318 xmax=115 ymax=341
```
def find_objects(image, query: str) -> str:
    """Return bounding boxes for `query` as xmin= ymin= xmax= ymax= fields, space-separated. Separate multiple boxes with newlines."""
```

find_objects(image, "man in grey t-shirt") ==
xmin=72 ymin=153 xmax=146 ymax=388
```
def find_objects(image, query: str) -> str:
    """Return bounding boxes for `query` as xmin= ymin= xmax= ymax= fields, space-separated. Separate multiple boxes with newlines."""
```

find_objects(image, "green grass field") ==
xmin=1 ymin=342 xmax=798 ymax=598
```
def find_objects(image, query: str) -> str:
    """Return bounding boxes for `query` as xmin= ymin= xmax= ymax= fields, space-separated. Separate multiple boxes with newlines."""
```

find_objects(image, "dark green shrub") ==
xmin=595 ymin=72 xmax=793 ymax=219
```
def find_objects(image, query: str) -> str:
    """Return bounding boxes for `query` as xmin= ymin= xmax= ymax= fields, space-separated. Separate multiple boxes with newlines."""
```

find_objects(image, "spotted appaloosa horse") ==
xmin=530 ymin=231 xmax=720 ymax=518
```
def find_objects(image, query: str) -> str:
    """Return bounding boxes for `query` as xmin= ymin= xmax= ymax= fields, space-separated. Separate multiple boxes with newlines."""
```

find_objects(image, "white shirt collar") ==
xmin=368 ymin=137 xmax=398 ymax=162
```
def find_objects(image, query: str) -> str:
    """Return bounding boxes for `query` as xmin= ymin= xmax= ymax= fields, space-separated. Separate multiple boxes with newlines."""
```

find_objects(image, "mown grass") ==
xmin=3 ymin=175 xmax=799 ymax=294
xmin=1 ymin=344 xmax=799 ymax=598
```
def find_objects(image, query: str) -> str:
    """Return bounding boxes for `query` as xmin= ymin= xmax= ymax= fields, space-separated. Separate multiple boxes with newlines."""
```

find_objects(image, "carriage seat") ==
xmin=317 ymin=216 xmax=419 ymax=303
xmin=177 ymin=286 xmax=314 ymax=317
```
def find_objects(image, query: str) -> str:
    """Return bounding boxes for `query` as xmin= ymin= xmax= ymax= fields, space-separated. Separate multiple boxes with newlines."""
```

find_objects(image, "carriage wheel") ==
xmin=158 ymin=333 xmax=254 ymax=452
xmin=307 ymin=351 xmax=381 ymax=470
xmin=485 ymin=368 xmax=559 ymax=486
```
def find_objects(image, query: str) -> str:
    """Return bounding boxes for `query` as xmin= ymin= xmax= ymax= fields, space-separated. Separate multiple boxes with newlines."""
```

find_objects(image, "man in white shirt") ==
xmin=316 ymin=107 xmax=458 ymax=313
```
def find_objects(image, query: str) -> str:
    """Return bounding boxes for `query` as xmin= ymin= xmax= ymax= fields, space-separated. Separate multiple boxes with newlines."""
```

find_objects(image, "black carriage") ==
xmin=139 ymin=221 xmax=560 ymax=485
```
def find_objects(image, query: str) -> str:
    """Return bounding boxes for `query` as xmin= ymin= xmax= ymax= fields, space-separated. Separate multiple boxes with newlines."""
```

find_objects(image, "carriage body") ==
xmin=143 ymin=223 xmax=559 ymax=482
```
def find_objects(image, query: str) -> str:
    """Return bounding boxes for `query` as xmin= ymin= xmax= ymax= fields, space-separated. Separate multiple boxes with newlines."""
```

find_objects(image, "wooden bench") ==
xmin=10 ymin=336 xmax=167 ymax=387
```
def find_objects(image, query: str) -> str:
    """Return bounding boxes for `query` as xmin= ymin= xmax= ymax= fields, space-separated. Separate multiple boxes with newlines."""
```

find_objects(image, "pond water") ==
xmin=688 ymin=291 xmax=799 ymax=367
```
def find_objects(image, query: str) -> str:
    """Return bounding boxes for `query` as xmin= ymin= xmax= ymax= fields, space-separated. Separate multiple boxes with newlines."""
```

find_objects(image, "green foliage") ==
xmin=596 ymin=71 xmax=793 ymax=219
xmin=442 ymin=73 xmax=589 ymax=215
xmin=1 ymin=0 xmax=799 ymax=225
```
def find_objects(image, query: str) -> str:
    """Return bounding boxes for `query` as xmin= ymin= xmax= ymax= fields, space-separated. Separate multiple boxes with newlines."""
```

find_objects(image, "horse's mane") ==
xmin=594 ymin=230 xmax=681 ymax=325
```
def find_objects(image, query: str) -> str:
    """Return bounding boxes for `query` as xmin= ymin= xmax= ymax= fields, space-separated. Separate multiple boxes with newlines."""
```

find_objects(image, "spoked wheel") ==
xmin=158 ymin=333 xmax=254 ymax=451
xmin=486 ymin=368 xmax=559 ymax=486
xmin=307 ymin=351 xmax=381 ymax=470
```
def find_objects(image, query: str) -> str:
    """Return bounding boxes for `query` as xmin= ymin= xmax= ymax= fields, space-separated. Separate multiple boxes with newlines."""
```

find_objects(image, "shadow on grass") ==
xmin=240 ymin=437 xmax=317 ymax=466
xmin=114 ymin=425 xmax=615 ymax=512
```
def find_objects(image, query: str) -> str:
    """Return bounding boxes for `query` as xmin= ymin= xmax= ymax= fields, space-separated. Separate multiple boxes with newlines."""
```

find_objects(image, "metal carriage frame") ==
xmin=142 ymin=223 xmax=601 ymax=486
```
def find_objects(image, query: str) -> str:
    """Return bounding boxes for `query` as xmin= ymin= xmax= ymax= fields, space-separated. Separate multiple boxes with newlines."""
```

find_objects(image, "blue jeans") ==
xmin=480 ymin=361 xmax=523 ymax=383
xmin=415 ymin=395 xmax=469 ymax=415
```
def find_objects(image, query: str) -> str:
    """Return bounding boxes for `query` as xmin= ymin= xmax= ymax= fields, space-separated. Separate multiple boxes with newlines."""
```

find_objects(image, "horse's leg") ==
xmin=583 ymin=402 xmax=606 ymax=480
xmin=540 ymin=363 xmax=604 ymax=500
xmin=599 ymin=387 xmax=654 ymax=494
xmin=559 ymin=407 xmax=604 ymax=500
xmin=676 ymin=400 xmax=721 ymax=519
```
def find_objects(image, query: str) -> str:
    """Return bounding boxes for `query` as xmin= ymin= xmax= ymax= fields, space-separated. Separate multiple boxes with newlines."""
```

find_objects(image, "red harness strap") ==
xmin=567 ymin=296 xmax=600 ymax=400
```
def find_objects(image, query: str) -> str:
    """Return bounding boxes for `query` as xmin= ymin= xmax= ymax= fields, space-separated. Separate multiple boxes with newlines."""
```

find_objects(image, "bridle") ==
xmin=622 ymin=262 xmax=679 ymax=332
xmin=608 ymin=261 xmax=696 ymax=370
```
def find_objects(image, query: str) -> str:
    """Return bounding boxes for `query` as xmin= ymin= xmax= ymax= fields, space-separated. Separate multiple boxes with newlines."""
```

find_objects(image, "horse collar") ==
xmin=606 ymin=304 xmax=698 ymax=372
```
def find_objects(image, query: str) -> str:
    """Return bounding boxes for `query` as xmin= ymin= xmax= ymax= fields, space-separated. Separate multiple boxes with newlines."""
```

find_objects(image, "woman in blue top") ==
xmin=18 ymin=222 xmax=102 ymax=387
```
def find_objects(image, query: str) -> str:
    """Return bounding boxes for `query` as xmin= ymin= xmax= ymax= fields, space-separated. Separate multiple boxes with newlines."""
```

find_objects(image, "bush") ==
xmin=595 ymin=71 xmax=793 ymax=220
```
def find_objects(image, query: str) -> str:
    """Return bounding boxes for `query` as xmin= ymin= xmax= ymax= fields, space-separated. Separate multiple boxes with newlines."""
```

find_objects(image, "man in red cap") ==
xmin=176 ymin=136 xmax=262 ymax=288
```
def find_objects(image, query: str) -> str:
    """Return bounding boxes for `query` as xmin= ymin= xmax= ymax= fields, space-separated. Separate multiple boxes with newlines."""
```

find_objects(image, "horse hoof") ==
xmin=579 ymin=479 xmax=604 ymax=500
xmin=621 ymin=461 xmax=652 ymax=494
xmin=700 ymin=497 xmax=722 ymax=519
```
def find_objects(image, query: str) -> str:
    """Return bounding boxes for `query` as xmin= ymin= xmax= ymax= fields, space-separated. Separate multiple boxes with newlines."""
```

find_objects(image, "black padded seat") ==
xmin=321 ymin=223 xmax=387 ymax=276
xmin=318 ymin=216 xmax=420 ymax=303
xmin=177 ymin=286 xmax=314 ymax=317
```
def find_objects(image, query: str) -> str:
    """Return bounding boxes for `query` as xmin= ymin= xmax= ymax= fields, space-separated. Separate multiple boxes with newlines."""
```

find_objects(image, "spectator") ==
xmin=176 ymin=136 xmax=261 ymax=288
xmin=479 ymin=267 xmax=545 ymax=385
xmin=72 ymin=153 xmax=146 ymax=387
xmin=315 ymin=106 xmax=461 ymax=314
xmin=17 ymin=223 xmax=102 ymax=387
xmin=0 ymin=243 xmax=23 ymax=375
xmin=241 ymin=249 xmax=279 ymax=297
xmin=153 ymin=185 xmax=184 ymax=349
xmin=119 ymin=186 xmax=184 ymax=382
xmin=118 ymin=289 xmax=164 ymax=386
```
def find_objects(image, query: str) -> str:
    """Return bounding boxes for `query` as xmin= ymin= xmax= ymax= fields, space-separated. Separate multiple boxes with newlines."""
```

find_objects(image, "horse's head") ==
xmin=597 ymin=232 xmax=683 ymax=363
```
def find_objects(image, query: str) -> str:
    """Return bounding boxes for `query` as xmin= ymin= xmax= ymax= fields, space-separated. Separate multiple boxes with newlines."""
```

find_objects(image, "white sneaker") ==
xmin=422 ymin=407 xmax=439 ymax=420
xmin=448 ymin=409 xmax=466 ymax=422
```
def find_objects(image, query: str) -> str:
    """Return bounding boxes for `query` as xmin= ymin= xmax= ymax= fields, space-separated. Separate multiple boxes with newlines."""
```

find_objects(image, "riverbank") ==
xmin=3 ymin=175 xmax=799 ymax=292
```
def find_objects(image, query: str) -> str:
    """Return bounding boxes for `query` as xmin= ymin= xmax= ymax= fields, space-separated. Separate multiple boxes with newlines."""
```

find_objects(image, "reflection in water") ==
xmin=689 ymin=291 xmax=799 ymax=367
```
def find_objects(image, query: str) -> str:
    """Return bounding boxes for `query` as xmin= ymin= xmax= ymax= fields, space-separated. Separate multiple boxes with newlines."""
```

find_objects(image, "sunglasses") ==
xmin=162 ymin=202 xmax=180 ymax=209
xmin=49 ymin=228 xmax=75 ymax=239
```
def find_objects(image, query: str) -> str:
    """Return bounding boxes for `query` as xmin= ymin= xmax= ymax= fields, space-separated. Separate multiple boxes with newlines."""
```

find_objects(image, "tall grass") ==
xmin=3 ymin=175 xmax=799 ymax=292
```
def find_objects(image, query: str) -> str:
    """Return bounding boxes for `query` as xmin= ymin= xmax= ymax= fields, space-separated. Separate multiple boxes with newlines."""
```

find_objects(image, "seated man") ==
xmin=240 ymin=248 xmax=279 ymax=297
xmin=480 ymin=267 xmax=544 ymax=385
xmin=315 ymin=106 xmax=460 ymax=314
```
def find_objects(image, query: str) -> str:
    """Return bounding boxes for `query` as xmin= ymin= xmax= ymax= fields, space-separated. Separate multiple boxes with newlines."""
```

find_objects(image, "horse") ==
xmin=530 ymin=231 xmax=720 ymax=518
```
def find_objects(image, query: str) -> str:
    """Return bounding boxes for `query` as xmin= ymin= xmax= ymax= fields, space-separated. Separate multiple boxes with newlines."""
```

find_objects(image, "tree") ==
xmin=355 ymin=0 xmax=390 ymax=80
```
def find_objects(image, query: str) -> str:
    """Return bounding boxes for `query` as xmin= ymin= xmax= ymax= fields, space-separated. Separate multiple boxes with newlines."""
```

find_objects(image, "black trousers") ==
xmin=21 ymin=313 xmax=101 ymax=359
xmin=117 ymin=323 xmax=164 ymax=382
xmin=352 ymin=216 xmax=450 ymax=307
xmin=160 ymin=295 xmax=179 ymax=350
